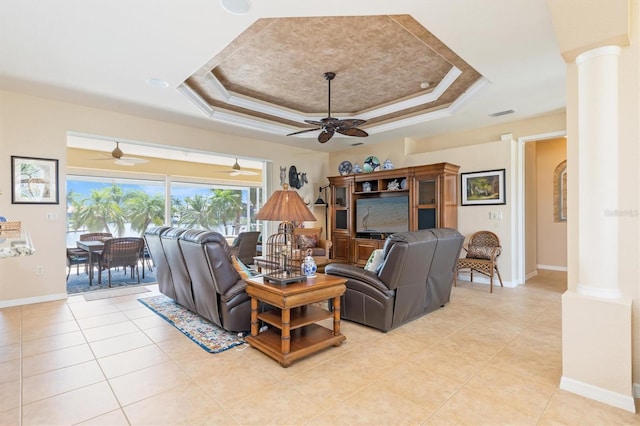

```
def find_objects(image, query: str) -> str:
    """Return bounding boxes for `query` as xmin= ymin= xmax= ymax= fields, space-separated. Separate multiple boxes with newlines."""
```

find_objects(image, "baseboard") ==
xmin=0 ymin=292 xmax=67 ymax=309
xmin=560 ymin=376 xmax=636 ymax=413
xmin=525 ymin=270 xmax=538 ymax=281
xmin=635 ymin=382 xmax=640 ymax=399
xmin=537 ymin=264 xmax=568 ymax=271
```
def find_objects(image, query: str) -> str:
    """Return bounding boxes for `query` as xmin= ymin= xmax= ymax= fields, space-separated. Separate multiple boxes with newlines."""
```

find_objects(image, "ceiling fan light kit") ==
xmin=287 ymin=72 xmax=368 ymax=144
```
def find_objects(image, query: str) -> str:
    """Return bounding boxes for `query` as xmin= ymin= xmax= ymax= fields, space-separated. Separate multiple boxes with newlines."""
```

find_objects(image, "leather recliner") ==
xmin=325 ymin=228 xmax=463 ymax=332
xmin=144 ymin=226 xmax=174 ymax=299
xmin=178 ymin=230 xmax=252 ymax=332
xmin=160 ymin=227 xmax=197 ymax=312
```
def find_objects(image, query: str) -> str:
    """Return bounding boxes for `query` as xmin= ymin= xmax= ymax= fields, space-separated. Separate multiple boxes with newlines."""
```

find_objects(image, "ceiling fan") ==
xmin=217 ymin=158 xmax=259 ymax=176
xmin=95 ymin=142 xmax=149 ymax=166
xmin=287 ymin=71 xmax=368 ymax=143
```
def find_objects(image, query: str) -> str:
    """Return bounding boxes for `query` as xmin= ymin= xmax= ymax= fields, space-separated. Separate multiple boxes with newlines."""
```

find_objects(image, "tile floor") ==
xmin=1 ymin=270 xmax=638 ymax=425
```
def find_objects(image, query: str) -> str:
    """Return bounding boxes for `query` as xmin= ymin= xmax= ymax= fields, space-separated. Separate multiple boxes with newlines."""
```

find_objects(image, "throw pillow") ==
xmin=364 ymin=249 xmax=384 ymax=272
xmin=296 ymin=234 xmax=318 ymax=249
xmin=231 ymin=255 xmax=254 ymax=279
xmin=466 ymin=245 xmax=496 ymax=260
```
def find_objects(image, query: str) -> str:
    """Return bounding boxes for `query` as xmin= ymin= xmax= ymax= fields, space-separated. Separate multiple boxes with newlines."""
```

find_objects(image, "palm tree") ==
xmin=75 ymin=185 xmax=126 ymax=235
xmin=124 ymin=190 xmax=165 ymax=235
xmin=210 ymin=189 xmax=243 ymax=235
xmin=179 ymin=194 xmax=216 ymax=230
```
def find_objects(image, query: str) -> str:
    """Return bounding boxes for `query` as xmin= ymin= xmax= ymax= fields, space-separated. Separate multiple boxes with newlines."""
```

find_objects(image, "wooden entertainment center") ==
xmin=328 ymin=162 xmax=459 ymax=266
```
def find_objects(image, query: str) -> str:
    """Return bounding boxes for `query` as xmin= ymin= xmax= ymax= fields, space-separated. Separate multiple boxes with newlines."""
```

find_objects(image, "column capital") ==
xmin=576 ymin=46 xmax=622 ymax=65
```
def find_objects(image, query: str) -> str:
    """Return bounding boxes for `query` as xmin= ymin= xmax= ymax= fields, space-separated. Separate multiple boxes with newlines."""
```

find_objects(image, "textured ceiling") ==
xmin=183 ymin=15 xmax=484 ymax=134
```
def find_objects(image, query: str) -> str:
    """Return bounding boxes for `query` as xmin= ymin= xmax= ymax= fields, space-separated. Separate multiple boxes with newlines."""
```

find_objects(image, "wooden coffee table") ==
xmin=245 ymin=273 xmax=346 ymax=367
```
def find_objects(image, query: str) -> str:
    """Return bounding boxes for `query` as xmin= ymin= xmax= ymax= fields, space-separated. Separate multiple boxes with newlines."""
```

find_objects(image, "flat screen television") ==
xmin=355 ymin=195 xmax=409 ymax=234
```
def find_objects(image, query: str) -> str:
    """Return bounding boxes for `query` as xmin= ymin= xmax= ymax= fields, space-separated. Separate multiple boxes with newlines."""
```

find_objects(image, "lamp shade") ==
xmin=256 ymin=185 xmax=317 ymax=222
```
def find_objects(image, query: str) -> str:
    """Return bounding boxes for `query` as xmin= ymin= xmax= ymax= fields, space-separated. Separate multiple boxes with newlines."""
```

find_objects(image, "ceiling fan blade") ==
xmin=119 ymin=156 xmax=148 ymax=164
xmin=287 ymin=127 xmax=321 ymax=136
xmin=337 ymin=127 xmax=369 ymax=137
xmin=114 ymin=159 xmax=136 ymax=166
xmin=286 ymin=72 xmax=369 ymax=143
xmin=318 ymin=128 xmax=335 ymax=143
xmin=339 ymin=119 xmax=367 ymax=128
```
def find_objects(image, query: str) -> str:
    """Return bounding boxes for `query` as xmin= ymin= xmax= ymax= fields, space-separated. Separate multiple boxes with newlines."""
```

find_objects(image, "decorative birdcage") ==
xmin=263 ymin=222 xmax=301 ymax=275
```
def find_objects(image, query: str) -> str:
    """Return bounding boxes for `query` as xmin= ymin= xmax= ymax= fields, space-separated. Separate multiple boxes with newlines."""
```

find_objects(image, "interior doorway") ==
xmin=517 ymin=131 xmax=568 ymax=284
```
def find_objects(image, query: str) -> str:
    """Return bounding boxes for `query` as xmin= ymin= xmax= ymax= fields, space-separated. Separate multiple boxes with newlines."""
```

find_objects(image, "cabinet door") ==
xmin=415 ymin=177 xmax=438 ymax=229
xmin=332 ymin=234 xmax=351 ymax=262
xmin=353 ymin=239 xmax=381 ymax=266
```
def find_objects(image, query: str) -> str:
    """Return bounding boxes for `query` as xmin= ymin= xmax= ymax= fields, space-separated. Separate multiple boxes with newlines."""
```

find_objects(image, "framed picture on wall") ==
xmin=461 ymin=168 xmax=506 ymax=206
xmin=11 ymin=156 xmax=60 ymax=204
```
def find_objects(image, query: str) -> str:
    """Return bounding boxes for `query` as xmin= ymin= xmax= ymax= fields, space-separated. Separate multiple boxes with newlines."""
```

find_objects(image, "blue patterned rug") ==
xmin=138 ymin=294 xmax=245 ymax=353
xmin=67 ymin=268 xmax=158 ymax=294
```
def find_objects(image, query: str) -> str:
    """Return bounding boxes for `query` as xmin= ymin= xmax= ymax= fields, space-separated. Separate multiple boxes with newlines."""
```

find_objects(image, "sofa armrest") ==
xmin=325 ymin=263 xmax=389 ymax=293
xmin=219 ymin=279 xmax=247 ymax=303
xmin=318 ymin=239 xmax=332 ymax=252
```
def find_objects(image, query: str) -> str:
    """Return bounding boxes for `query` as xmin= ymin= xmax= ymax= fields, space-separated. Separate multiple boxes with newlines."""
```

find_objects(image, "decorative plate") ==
xmin=363 ymin=156 xmax=380 ymax=173
xmin=400 ymin=178 xmax=408 ymax=190
xmin=338 ymin=160 xmax=353 ymax=176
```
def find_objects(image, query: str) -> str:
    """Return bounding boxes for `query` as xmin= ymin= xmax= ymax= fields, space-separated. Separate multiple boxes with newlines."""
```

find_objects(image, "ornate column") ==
xmin=576 ymin=45 xmax=621 ymax=299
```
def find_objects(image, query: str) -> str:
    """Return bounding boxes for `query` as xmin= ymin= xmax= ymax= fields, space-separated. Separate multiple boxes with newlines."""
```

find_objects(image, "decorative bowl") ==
xmin=363 ymin=156 xmax=380 ymax=173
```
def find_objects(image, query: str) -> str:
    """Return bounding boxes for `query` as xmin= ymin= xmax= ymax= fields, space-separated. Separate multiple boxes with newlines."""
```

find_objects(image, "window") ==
xmin=67 ymin=175 xmax=262 ymax=247
xmin=553 ymin=161 xmax=567 ymax=222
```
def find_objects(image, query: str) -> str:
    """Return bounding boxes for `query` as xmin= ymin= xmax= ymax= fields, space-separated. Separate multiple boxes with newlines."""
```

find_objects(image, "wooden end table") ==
xmin=245 ymin=273 xmax=346 ymax=367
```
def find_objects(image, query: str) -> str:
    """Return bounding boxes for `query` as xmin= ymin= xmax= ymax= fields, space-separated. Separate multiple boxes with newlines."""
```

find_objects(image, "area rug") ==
xmin=138 ymin=294 xmax=245 ymax=353
xmin=83 ymin=285 xmax=150 ymax=301
xmin=67 ymin=268 xmax=158 ymax=295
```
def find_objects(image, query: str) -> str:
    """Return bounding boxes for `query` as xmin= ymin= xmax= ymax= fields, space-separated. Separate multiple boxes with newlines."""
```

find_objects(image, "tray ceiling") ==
xmin=182 ymin=15 xmax=484 ymax=138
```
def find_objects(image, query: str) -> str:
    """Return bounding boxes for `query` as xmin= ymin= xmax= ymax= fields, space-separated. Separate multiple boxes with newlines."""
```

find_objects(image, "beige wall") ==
xmin=0 ymin=90 xmax=328 ymax=306
xmin=535 ymin=137 xmax=567 ymax=269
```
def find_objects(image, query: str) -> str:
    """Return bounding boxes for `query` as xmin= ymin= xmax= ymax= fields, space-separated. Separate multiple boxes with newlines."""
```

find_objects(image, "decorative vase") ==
xmin=383 ymin=159 xmax=394 ymax=170
xmin=301 ymin=249 xmax=317 ymax=277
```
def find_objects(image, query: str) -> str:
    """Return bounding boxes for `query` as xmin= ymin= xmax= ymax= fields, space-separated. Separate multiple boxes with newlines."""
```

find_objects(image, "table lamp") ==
xmin=255 ymin=184 xmax=316 ymax=283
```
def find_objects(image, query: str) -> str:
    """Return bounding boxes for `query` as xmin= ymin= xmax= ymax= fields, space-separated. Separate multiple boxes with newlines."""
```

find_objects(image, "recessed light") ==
xmin=220 ymin=0 xmax=251 ymax=15
xmin=420 ymin=82 xmax=430 ymax=89
xmin=146 ymin=78 xmax=169 ymax=89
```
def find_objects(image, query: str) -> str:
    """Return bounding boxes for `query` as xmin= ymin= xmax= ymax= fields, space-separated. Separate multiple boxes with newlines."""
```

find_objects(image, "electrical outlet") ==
xmin=36 ymin=265 xmax=45 ymax=275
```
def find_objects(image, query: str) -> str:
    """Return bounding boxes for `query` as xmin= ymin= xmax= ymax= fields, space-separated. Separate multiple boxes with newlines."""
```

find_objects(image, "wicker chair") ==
xmin=80 ymin=232 xmax=113 ymax=241
xmin=455 ymin=230 xmax=504 ymax=293
xmin=95 ymin=237 xmax=145 ymax=287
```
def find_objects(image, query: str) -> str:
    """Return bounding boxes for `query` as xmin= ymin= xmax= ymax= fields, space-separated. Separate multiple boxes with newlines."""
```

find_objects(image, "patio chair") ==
xmin=66 ymin=247 xmax=89 ymax=280
xmin=228 ymin=231 xmax=260 ymax=265
xmin=80 ymin=232 xmax=112 ymax=241
xmin=95 ymin=237 xmax=145 ymax=287
xmin=454 ymin=230 xmax=504 ymax=293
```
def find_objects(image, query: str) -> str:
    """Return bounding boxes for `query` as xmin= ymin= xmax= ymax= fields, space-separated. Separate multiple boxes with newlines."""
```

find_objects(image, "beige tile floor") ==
xmin=1 ymin=270 xmax=639 ymax=425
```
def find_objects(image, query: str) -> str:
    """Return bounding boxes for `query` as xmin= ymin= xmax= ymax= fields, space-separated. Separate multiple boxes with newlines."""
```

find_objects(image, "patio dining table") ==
xmin=76 ymin=240 xmax=104 ymax=285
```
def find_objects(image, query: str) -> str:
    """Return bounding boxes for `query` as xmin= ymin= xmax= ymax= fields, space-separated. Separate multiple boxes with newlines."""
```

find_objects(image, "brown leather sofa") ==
xmin=144 ymin=227 xmax=252 ymax=332
xmin=325 ymin=228 xmax=464 ymax=332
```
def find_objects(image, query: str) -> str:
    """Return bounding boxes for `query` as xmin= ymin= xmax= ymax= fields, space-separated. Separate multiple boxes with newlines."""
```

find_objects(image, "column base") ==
xmin=561 ymin=290 xmax=635 ymax=413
